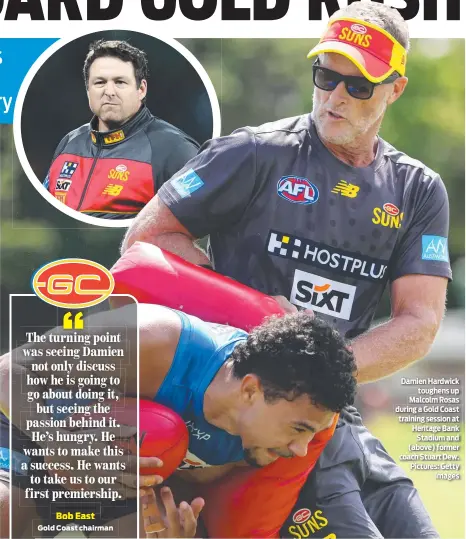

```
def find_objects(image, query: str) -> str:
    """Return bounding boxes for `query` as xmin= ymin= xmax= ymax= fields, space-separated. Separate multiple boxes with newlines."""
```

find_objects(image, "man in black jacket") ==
xmin=44 ymin=40 xmax=199 ymax=220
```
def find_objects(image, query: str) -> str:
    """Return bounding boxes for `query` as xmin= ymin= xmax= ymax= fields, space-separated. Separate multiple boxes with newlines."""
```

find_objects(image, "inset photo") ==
xmin=14 ymin=30 xmax=220 ymax=225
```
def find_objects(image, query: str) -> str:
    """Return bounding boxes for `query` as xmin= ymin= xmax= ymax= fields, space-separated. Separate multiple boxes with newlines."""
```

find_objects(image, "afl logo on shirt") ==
xmin=277 ymin=176 xmax=319 ymax=205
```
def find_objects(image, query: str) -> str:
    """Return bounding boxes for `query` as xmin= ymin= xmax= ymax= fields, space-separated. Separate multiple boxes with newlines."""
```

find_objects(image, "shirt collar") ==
xmin=89 ymin=104 xmax=151 ymax=146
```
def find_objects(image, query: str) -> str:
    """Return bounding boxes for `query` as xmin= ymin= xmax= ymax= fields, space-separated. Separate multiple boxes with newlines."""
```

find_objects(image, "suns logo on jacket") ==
xmin=108 ymin=164 xmax=131 ymax=182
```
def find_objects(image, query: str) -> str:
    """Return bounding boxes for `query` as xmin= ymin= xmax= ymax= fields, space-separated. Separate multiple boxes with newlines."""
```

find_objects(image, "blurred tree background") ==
xmin=1 ymin=38 xmax=464 ymax=351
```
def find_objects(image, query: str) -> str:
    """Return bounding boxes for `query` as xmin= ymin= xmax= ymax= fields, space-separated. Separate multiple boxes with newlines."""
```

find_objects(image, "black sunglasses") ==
xmin=312 ymin=61 xmax=399 ymax=100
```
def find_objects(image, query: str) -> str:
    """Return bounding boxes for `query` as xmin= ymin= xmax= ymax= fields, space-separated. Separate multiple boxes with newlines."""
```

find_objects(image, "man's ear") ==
xmin=139 ymin=79 xmax=148 ymax=101
xmin=387 ymin=76 xmax=408 ymax=105
xmin=240 ymin=374 xmax=262 ymax=405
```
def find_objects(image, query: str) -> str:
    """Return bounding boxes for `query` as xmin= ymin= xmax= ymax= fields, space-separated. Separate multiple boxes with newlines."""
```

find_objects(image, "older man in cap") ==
xmin=122 ymin=2 xmax=448 ymax=537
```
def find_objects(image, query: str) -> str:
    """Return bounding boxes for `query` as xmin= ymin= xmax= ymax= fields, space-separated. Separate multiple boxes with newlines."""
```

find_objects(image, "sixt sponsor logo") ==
xmin=422 ymin=236 xmax=449 ymax=263
xmin=56 ymin=179 xmax=72 ymax=192
xmin=108 ymin=164 xmax=130 ymax=182
xmin=31 ymin=259 xmax=114 ymax=309
xmin=287 ymin=509 xmax=330 ymax=539
xmin=277 ymin=176 xmax=319 ymax=205
xmin=267 ymin=231 xmax=388 ymax=282
xmin=290 ymin=270 xmax=356 ymax=320
xmin=171 ymin=168 xmax=204 ymax=199
xmin=372 ymin=203 xmax=404 ymax=229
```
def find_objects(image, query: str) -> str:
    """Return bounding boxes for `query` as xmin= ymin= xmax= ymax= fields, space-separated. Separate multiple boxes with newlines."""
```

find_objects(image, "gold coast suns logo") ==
xmin=338 ymin=24 xmax=372 ymax=48
xmin=372 ymin=203 xmax=404 ymax=229
xmin=32 ymin=259 xmax=114 ymax=309
xmin=288 ymin=508 xmax=334 ymax=539
xmin=108 ymin=164 xmax=130 ymax=182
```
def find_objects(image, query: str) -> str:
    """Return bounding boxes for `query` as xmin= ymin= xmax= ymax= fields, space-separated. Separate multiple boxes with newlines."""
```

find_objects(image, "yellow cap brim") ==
xmin=307 ymin=41 xmax=396 ymax=83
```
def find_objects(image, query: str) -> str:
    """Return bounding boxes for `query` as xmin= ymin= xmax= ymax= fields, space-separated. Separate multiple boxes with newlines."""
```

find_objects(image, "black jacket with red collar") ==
xmin=44 ymin=105 xmax=200 ymax=219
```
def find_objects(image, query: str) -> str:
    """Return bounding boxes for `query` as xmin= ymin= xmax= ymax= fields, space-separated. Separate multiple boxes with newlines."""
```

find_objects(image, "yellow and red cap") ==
xmin=307 ymin=18 xmax=407 ymax=83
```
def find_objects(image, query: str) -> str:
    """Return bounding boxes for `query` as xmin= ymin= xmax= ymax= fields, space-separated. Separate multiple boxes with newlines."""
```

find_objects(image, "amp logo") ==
xmin=277 ymin=176 xmax=319 ymax=205
xmin=31 ymin=259 xmax=115 ymax=309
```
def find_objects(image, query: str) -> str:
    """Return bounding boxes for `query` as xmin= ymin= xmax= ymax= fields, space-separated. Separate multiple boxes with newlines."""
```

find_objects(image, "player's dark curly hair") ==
xmin=83 ymin=40 xmax=149 ymax=88
xmin=231 ymin=313 xmax=357 ymax=412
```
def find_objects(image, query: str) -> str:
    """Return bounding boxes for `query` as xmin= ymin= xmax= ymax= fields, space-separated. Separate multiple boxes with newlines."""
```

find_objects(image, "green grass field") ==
xmin=367 ymin=414 xmax=465 ymax=539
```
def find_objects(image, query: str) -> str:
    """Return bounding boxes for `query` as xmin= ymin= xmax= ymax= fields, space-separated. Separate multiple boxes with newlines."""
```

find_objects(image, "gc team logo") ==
xmin=293 ymin=509 xmax=311 ymax=524
xmin=31 ymin=259 xmax=115 ymax=309
xmin=277 ymin=176 xmax=319 ymax=205
xmin=372 ymin=203 xmax=403 ymax=229
xmin=288 ymin=508 xmax=331 ymax=538
xmin=351 ymin=23 xmax=367 ymax=34
xmin=383 ymin=202 xmax=400 ymax=216
xmin=108 ymin=164 xmax=130 ymax=182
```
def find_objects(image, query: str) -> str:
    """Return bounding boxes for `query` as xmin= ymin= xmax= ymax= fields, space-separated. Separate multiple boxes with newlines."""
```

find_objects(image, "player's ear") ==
xmin=240 ymin=374 xmax=262 ymax=405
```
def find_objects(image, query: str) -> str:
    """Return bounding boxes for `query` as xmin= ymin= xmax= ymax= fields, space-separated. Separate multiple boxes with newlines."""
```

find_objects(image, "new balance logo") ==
xmin=331 ymin=180 xmax=360 ymax=198
xmin=102 ymin=184 xmax=124 ymax=196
